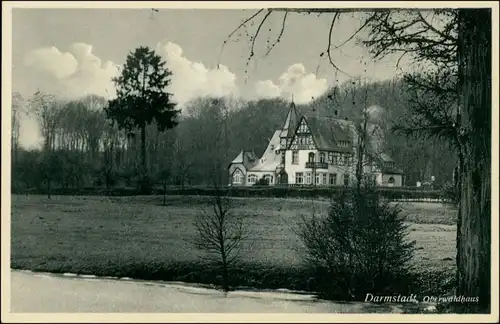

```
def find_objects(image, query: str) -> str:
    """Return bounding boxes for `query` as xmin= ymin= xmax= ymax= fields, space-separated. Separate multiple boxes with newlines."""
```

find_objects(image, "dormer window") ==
xmin=386 ymin=162 xmax=395 ymax=168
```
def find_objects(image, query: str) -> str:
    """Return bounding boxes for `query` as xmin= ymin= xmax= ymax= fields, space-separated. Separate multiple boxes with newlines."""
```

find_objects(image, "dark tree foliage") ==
xmin=38 ymin=150 xmax=65 ymax=199
xmin=298 ymin=180 xmax=416 ymax=301
xmin=105 ymin=46 xmax=180 ymax=193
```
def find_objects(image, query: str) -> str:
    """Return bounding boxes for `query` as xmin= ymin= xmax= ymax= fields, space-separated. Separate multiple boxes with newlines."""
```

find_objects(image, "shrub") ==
xmin=254 ymin=177 xmax=270 ymax=186
xmin=296 ymin=181 xmax=417 ymax=301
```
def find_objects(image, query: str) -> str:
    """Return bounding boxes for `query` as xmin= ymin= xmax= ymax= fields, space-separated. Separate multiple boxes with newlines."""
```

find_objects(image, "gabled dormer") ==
xmin=288 ymin=117 xmax=316 ymax=150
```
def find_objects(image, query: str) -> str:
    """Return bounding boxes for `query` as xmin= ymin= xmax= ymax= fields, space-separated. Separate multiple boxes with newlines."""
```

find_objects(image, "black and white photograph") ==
xmin=2 ymin=1 xmax=498 ymax=321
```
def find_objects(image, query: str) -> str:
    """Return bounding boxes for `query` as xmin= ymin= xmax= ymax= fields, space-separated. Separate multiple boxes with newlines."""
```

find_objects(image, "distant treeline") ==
xmin=11 ymin=78 xmax=457 ymax=192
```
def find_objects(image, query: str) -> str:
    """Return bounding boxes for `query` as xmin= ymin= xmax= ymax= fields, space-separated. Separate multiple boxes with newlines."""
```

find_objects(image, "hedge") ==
xmin=12 ymin=185 xmax=452 ymax=202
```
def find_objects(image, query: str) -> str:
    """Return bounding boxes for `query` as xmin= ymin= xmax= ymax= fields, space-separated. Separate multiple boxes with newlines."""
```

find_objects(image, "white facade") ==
xmin=228 ymin=102 xmax=403 ymax=187
xmin=284 ymin=149 xmax=354 ymax=186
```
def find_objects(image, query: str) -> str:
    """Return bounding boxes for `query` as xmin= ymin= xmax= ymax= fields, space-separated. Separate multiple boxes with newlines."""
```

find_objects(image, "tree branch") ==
xmin=264 ymin=11 xmax=288 ymax=56
xmin=325 ymin=13 xmax=350 ymax=77
xmin=218 ymin=9 xmax=264 ymax=68
xmin=417 ymin=10 xmax=457 ymax=43
xmin=249 ymin=10 xmax=273 ymax=59
xmin=331 ymin=13 xmax=376 ymax=51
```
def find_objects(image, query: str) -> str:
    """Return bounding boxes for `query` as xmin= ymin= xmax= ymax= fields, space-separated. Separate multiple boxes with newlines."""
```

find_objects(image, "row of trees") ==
xmin=11 ymin=78 xmax=456 ymax=194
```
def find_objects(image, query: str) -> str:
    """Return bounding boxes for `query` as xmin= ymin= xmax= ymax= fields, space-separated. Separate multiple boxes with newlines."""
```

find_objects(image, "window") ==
xmin=315 ymin=173 xmax=320 ymax=185
xmin=281 ymin=151 xmax=285 ymax=164
xmin=338 ymin=153 xmax=345 ymax=166
xmin=308 ymin=152 xmax=315 ymax=162
xmin=332 ymin=153 xmax=339 ymax=165
xmin=322 ymin=173 xmax=327 ymax=185
xmin=329 ymin=173 xmax=337 ymax=185
xmin=248 ymin=174 xmax=257 ymax=185
xmin=328 ymin=152 xmax=333 ymax=164
xmin=344 ymin=154 xmax=351 ymax=165
xmin=319 ymin=152 xmax=326 ymax=163
xmin=298 ymin=121 xmax=309 ymax=133
xmin=296 ymin=172 xmax=304 ymax=184
xmin=306 ymin=172 xmax=312 ymax=184
xmin=388 ymin=177 xmax=395 ymax=184
xmin=343 ymin=173 xmax=349 ymax=186
xmin=265 ymin=174 xmax=273 ymax=184
xmin=233 ymin=169 xmax=243 ymax=185
xmin=292 ymin=151 xmax=299 ymax=164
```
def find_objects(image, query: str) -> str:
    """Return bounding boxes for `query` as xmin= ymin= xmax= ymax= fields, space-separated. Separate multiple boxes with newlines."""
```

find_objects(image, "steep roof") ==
xmin=366 ymin=151 xmax=403 ymax=175
xmin=248 ymin=130 xmax=281 ymax=172
xmin=379 ymin=153 xmax=395 ymax=163
xmin=304 ymin=116 xmax=354 ymax=152
xmin=280 ymin=101 xmax=299 ymax=139
xmin=229 ymin=150 xmax=259 ymax=169
xmin=230 ymin=150 xmax=245 ymax=164
xmin=381 ymin=166 xmax=404 ymax=175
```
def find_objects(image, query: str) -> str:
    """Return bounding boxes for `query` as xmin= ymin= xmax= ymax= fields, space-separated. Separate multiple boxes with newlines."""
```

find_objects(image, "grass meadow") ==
xmin=10 ymin=194 xmax=457 ymax=294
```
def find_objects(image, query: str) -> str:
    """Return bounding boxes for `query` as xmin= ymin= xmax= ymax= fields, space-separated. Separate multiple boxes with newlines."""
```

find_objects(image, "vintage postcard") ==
xmin=2 ymin=1 xmax=498 ymax=323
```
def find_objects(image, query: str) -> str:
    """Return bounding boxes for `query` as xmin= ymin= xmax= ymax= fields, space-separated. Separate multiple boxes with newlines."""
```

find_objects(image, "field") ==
xmin=10 ymin=194 xmax=457 ymax=292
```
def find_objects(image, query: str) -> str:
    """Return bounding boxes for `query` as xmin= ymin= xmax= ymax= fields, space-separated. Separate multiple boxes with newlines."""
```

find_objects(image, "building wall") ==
xmin=381 ymin=174 xmax=403 ymax=187
xmin=284 ymin=149 xmax=356 ymax=185
xmin=246 ymin=171 xmax=275 ymax=185
xmin=284 ymin=149 xmax=317 ymax=184
xmin=228 ymin=164 xmax=246 ymax=186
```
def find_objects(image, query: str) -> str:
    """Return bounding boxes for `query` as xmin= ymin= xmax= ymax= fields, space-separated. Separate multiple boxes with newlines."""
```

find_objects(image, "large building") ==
xmin=228 ymin=101 xmax=403 ymax=187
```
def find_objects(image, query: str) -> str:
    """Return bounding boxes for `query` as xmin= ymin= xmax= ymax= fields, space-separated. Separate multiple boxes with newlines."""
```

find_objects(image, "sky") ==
xmin=11 ymin=7 xmax=414 ymax=148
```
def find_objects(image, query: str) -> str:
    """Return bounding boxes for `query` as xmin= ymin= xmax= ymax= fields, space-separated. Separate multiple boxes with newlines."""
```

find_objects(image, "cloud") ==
xmin=24 ymin=47 xmax=78 ymax=79
xmin=24 ymin=43 xmax=119 ymax=99
xmin=155 ymin=41 xmax=239 ymax=106
xmin=23 ymin=41 xmax=240 ymax=108
xmin=254 ymin=80 xmax=281 ymax=99
xmin=254 ymin=63 xmax=328 ymax=104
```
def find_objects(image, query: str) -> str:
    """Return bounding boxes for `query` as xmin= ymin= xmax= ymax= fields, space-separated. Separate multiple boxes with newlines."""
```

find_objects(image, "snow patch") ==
xmin=62 ymin=273 xmax=78 ymax=277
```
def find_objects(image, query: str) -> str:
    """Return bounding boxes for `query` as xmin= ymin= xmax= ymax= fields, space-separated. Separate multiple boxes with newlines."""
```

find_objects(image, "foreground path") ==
xmin=10 ymin=270 xmax=402 ymax=313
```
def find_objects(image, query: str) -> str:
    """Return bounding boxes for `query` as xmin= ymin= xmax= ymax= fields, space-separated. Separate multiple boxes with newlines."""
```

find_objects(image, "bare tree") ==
xmin=28 ymin=91 xmax=61 ymax=152
xmin=11 ymin=92 xmax=25 ymax=163
xmin=192 ymin=183 xmax=249 ymax=292
xmin=171 ymin=134 xmax=193 ymax=189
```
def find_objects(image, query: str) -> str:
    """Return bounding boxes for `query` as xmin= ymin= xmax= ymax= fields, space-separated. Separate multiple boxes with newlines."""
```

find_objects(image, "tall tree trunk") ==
xmin=139 ymin=123 xmax=151 ymax=193
xmin=141 ymin=124 xmax=147 ymax=174
xmin=47 ymin=178 xmax=51 ymax=200
xmin=456 ymin=8 xmax=491 ymax=313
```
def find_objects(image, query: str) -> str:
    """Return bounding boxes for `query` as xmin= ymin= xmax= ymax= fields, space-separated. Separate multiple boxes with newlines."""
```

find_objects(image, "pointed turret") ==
xmin=279 ymin=100 xmax=299 ymax=149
